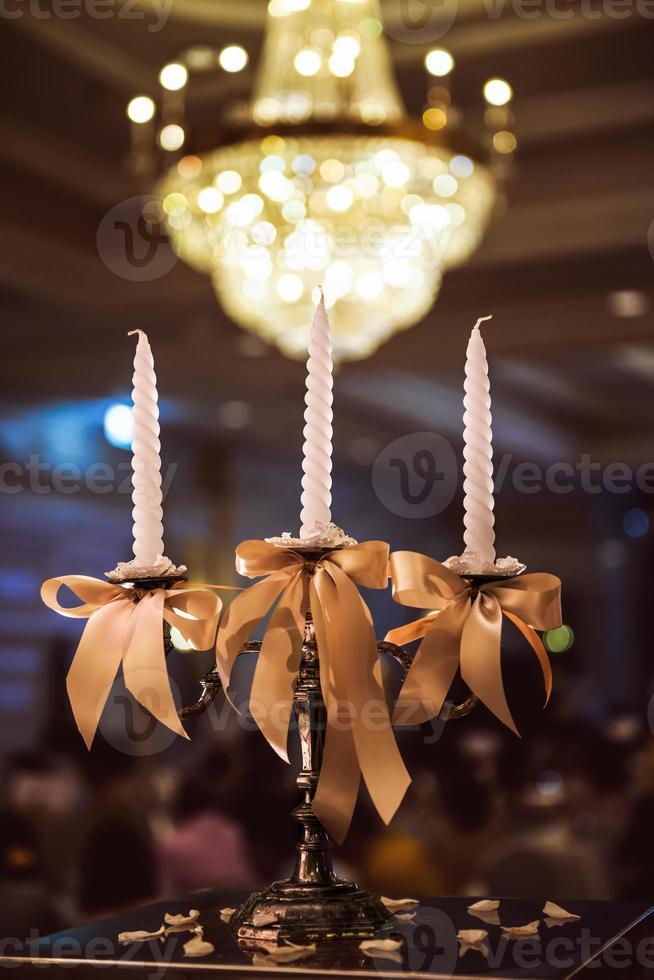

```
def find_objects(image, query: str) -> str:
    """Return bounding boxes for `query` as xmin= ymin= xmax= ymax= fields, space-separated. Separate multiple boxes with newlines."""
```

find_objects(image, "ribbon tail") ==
xmin=250 ymin=571 xmax=308 ymax=764
xmin=393 ymin=602 xmax=467 ymax=726
xmin=461 ymin=594 xmax=520 ymax=736
xmin=310 ymin=575 xmax=361 ymax=844
xmin=320 ymin=566 xmax=411 ymax=833
xmin=504 ymin=610 xmax=553 ymax=707
xmin=215 ymin=572 xmax=292 ymax=689
xmin=66 ymin=600 xmax=132 ymax=749
xmin=384 ymin=612 xmax=439 ymax=647
xmin=123 ymin=592 xmax=188 ymax=740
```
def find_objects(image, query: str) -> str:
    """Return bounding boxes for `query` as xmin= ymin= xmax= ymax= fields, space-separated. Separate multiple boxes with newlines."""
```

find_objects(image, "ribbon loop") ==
xmin=387 ymin=552 xmax=563 ymax=734
xmin=42 ymin=575 xmax=222 ymax=748
xmin=215 ymin=539 xmax=410 ymax=843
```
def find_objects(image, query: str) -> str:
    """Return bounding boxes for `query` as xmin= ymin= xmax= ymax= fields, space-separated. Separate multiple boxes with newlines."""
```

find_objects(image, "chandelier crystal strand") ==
xmin=128 ymin=330 xmax=165 ymax=565
xmin=462 ymin=316 xmax=496 ymax=563
xmin=300 ymin=296 xmax=333 ymax=537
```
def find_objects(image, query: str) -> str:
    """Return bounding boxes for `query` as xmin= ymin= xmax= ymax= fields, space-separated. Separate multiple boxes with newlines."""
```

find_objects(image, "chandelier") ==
xmin=127 ymin=0 xmax=515 ymax=360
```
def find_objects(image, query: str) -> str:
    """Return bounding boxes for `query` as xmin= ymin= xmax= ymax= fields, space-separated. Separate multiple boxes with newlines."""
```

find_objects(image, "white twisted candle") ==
xmin=128 ymin=329 xmax=165 ymax=566
xmin=300 ymin=297 xmax=333 ymax=539
xmin=462 ymin=315 xmax=496 ymax=563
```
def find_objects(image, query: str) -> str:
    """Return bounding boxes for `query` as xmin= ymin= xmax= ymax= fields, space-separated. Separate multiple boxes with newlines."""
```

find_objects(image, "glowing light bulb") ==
xmin=333 ymin=34 xmax=360 ymax=59
xmin=216 ymin=170 xmax=242 ymax=194
xmin=104 ymin=404 xmax=133 ymax=449
xmin=159 ymin=124 xmax=185 ymax=151
xmin=219 ymin=45 xmax=249 ymax=73
xmin=127 ymin=95 xmax=155 ymax=124
xmin=433 ymin=174 xmax=458 ymax=197
xmin=276 ymin=273 xmax=304 ymax=302
xmin=197 ymin=187 xmax=224 ymax=213
xmin=326 ymin=185 xmax=354 ymax=211
xmin=328 ymin=54 xmax=355 ymax=77
xmin=450 ymin=155 xmax=474 ymax=178
xmin=355 ymin=271 xmax=384 ymax=300
xmin=484 ymin=77 xmax=513 ymax=106
xmin=425 ymin=48 xmax=454 ymax=77
xmin=159 ymin=63 xmax=188 ymax=91
xmin=295 ymin=48 xmax=322 ymax=76
xmin=259 ymin=170 xmax=293 ymax=201
xmin=422 ymin=107 xmax=447 ymax=131
xmin=493 ymin=130 xmax=517 ymax=153
xmin=382 ymin=160 xmax=410 ymax=187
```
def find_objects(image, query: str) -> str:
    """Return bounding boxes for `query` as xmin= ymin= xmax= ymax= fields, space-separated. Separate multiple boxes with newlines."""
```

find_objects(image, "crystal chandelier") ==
xmin=128 ymin=0 xmax=515 ymax=360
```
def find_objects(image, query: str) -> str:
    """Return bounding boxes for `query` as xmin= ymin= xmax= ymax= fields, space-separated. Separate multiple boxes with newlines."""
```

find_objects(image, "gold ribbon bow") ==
xmin=41 ymin=575 xmax=222 ymax=749
xmin=386 ymin=552 xmax=562 ymax=734
xmin=215 ymin=539 xmax=411 ymax=843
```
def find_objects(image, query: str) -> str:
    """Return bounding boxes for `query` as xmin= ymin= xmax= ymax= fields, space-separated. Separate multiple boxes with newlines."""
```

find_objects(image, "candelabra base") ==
xmin=231 ymin=879 xmax=392 ymax=947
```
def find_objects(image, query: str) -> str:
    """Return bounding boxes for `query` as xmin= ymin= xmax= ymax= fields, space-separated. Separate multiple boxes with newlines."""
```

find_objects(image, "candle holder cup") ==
xmin=129 ymin=572 xmax=188 ymax=656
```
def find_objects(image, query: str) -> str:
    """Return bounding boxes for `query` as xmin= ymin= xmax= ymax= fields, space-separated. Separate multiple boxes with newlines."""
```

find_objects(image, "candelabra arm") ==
xmin=175 ymin=641 xmax=261 ymax=718
xmin=379 ymin=639 xmax=478 ymax=721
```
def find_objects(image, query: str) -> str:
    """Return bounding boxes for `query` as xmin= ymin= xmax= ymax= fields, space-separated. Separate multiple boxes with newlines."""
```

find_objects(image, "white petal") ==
xmin=380 ymin=896 xmax=420 ymax=912
xmin=501 ymin=920 xmax=540 ymax=939
xmin=467 ymin=899 xmax=500 ymax=912
xmin=253 ymin=942 xmax=316 ymax=964
xmin=164 ymin=910 xmax=200 ymax=927
xmin=543 ymin=901 xmax=581 ymax=921
xmin=183 ymin=935 xmax=215 ymax=958
xmin=360 ymin=938 xmax=403 ymax=952
xmin=117 ymin=925 xmax=165 ymax=944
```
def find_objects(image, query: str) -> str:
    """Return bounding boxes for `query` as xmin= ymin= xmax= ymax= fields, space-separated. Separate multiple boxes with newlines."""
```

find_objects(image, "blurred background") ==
xmin=0 ymin=0 xmax=653 ymax=941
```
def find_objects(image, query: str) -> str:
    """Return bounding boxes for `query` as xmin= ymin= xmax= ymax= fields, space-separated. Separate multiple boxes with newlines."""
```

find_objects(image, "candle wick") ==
xmin=127 ymin=329 xmax=144 ymax=338
xmin=473 ymin=315 xmax=493 ymax=330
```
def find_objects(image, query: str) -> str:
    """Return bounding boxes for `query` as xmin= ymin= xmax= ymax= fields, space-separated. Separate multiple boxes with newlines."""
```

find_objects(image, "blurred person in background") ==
xmin=156 ymin=747 xmax=258 ymax=896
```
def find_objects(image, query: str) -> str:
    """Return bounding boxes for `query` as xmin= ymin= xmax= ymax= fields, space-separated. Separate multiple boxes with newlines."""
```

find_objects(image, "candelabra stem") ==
xmin=289 ymin=611 xmax=337 ymax=887
xmin=229 ymin=603 xmax=392 ymax=947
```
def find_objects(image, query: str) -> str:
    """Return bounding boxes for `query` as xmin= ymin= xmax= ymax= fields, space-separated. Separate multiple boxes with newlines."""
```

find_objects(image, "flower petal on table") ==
xmin=117 ymin=925 xmax=165 ymax=944
xmin=543 ymin=901 xmax=581 ymax=922
xmin=381 ymin=896 xmax=420 ymax=912
xmin=501 ymin=920 xmax=540 ymax=939
xmin=183 ymin=934 xmax=215 ymax=958
xmin=253 ymin=942 xmax=317 ymax=964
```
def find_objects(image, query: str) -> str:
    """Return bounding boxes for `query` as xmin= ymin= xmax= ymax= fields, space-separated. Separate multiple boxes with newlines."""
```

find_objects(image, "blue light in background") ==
xmin=103 ymin=404 xmax=133 ymax=449
xmin=623 ymin=508 xmax=649 ymax=538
